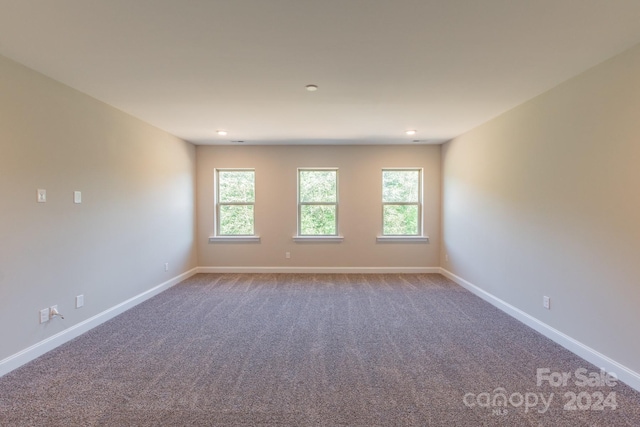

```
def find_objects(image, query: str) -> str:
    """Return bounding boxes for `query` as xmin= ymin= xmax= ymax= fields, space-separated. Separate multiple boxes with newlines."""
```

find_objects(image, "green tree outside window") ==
xmin=298 ymin=169 xmax=338 ymax=235
xmin=217 ymin=169 xmax=255 ymax=235
xmin=382 ymin=169 xmax=421 ymax=235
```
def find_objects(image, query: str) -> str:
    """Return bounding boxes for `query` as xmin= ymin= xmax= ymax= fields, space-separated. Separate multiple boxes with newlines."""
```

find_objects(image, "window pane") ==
xmin=299 ymin=170 xmax=336 ymax=203
xmin=383 ymin=205 xmax=418 ymax=235
xmin=219 ymin=171 xmax=255 ymax=203
xmin=382 ymin=170 xmax=419 ymax=203
xmin=300 ymin=205 xmax=336 ymax=235
xmin=219 ymin=205 xmax=254 ymax=235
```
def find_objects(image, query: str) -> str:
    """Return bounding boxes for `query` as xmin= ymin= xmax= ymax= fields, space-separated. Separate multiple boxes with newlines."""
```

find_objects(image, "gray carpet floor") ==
xmin=0 ymin=273 xmax=639 ymax=426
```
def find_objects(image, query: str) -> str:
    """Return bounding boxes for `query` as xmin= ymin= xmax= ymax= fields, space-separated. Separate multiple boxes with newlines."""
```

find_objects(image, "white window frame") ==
xmin=294 ymin=168 xmax=343 ymax=242
xmin=209 ymin=168 xmax=260 ymax=243
xmin=377 ymin=168 xmax=429 ymax=243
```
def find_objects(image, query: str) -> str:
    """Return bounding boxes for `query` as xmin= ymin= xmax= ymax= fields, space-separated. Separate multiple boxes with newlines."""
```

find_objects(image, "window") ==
xmin=215 ymin=169 xmax=255 ymax=236
xmin=382 ymin=169 xmax=422 ymax=236
xmin=297 ymin=169 xmax=339 ymax=237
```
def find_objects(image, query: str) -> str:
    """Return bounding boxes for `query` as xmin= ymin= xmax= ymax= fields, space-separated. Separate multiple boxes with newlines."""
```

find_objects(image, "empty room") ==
xmin=1 ymin=1 xmax=640 ymax=425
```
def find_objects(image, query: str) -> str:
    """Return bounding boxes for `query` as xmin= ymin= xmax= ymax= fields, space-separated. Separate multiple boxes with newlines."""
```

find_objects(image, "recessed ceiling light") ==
xmin=217 ymin=130 xmax=228 ymax=136
xmin=405 ymin=130 xmax=417 ymax=136
xmin=305 ymin=84 xmax=318 ymax=92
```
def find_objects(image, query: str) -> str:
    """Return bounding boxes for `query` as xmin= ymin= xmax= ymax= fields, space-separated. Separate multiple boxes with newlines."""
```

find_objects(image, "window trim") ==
xmin=211 ymin=168 xmax=259 ymax=242
xmin=295 ymin=167 xmax=342 ymax=240
xmin=379 ymin=167 xmax=426 ymax=240
xmin=293 ymin=235 xmax=344 ymax=243
xmin=376 ymin=235 xmax=429 ymax=243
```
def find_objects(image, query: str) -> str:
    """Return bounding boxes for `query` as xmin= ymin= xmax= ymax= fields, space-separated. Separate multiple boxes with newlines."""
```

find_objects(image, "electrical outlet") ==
xmin=39 ymin=308 xmax=49 ymax=324
xmin=285 ymin=252 xmax=291 ymax=259
xmin=37 ymin=189 xmax=46 ymax=203
xmin=76 ymin=294 xmax=84 ymax=308
xmin=543 ymin=296 xmax=550 ymax=310
xmin=164 ymin=262 xmax=169 ymax=272
xmin=445 ymin=253 xmax=449 ymax=262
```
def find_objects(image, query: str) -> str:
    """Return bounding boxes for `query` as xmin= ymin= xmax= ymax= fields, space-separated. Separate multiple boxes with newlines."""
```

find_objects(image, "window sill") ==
xmin=293 ymin=235 xmax=344 ymax=243
xmin=209 ymin=236 xmax=261 ymax=243
xmin=376 ymin=235 xmax=429 ymax=243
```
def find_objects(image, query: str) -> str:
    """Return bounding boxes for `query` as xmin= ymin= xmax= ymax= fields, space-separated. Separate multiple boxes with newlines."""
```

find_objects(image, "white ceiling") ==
xmin=2 ymin=1 xmax=640 ymax=145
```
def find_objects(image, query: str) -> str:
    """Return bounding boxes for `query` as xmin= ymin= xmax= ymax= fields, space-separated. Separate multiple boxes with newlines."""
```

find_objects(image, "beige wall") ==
xmin=441 ymin=44 xmax=640 ymax=374
xmin=0 ymin=55 xmax=197 ymax=361
xmin=197 ymin=145 xmax=440 ymax=269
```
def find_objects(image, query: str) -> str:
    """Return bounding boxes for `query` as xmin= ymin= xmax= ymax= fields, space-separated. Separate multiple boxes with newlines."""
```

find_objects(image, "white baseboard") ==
xmin=440 ymin=268 xmax=640 ymax=393
xmin=197 ymin=266 xmax=441 ymax=274
xmin=0 ymin=268 xmax=199 ymax=378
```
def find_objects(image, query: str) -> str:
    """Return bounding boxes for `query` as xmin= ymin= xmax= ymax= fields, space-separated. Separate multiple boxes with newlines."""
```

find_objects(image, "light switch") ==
xmin=37 ymin=189 xmax=46 ymax=203
xmin=39 ymin=308 xmax=49 ymax=323
xmin=74 ymin=191 xmax=82 ymax=204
